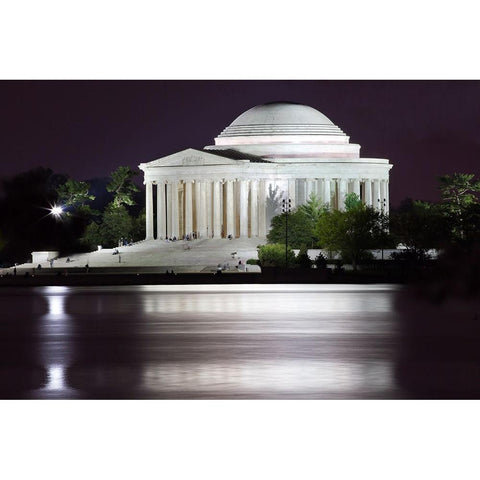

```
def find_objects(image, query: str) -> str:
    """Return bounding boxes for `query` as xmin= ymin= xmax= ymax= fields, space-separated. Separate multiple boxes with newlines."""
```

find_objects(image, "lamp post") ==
xmin=377 ymin=197 xmax=387 ymax=262
xmin=282 ymin=197 xmax=291 ymax=269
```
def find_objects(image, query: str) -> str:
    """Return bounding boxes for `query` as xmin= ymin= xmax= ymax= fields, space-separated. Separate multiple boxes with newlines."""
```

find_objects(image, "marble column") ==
xmin=353 ymin=179 xmax=360 ymax=197
xmin=380 ymin=180 xmax=386 ymax=212
xmin=305 ymin=179 xmax=315 ymax=202
xmin=206 ymin=181 xmax=212 ymax=238
xmin=323 ymin=178 xmax=331 ymax=207
xmin=239 ymin=179 xmax=249 ymax=237
xmin=250 ymin=179 xmax=259 ymax=237
xmin=194 ymin=180 xmax=201 ymax=235
xmin=212 ymin=180 xmax=221 ymax=238
xmin=258 ymin=179 xmax=266 ymax=237
xmin=157 ymin=181 xmax=166 ymax=239
xmin=373 ymin=179 xmax=381 ymax=211
xmin=171 ymin=180 xmax=179 ymax=238
xmin=226 ymin=180 xmax=235 ymax=237
xmin=385 ymin=181 xmax=390 ymax=214
xmin=200 ymin=181 xmax=207 ymax=238
xmin=146 ymin=181 xmax=154 ymax=240
xmin=297 ymin=179 xmax=306 ymax=205
xmin=288 ymin=179 xmax=296 ymax=208
xmin=184 ymin=180 xmax=193 ymax=237
xmin=338 ymin=178 xmax=348 ymax=211
xmin=166 ymin=182 xmax=172 ymax=237
xmin=315 ymin=179 xmax=323 ymax=203
xmin=364 ymin=179 xmax=372 ymax=207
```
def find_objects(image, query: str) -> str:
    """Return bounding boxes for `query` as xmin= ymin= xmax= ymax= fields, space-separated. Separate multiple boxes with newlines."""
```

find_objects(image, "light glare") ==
xmin=50 ymin=205 xmax=63 ymax=216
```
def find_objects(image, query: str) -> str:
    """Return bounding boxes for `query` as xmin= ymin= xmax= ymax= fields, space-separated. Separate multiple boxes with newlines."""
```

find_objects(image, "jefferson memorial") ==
xmin=139 ymin=102 xmax=392 ymax=240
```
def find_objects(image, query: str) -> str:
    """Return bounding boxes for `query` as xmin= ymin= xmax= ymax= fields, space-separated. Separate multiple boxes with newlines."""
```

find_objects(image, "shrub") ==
xmin=314 ymin=252 xmax=327 ymax=269
xmin=296 ymin=244 xmax=312 ymax=269
xmin=257 ymin=244 xmax=296 ymax=268
xmin=341 ymin=249 xmax=375 ymax=265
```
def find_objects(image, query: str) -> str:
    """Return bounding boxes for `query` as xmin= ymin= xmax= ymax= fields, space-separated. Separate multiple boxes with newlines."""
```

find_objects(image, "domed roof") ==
xmin=231 ymin=102 xmax=334 ymax=126
xmin=217 ymin=102 xmax=346 ymax=138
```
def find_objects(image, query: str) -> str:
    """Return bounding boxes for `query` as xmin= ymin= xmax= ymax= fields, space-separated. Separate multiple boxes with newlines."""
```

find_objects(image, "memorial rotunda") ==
xmin=139 ymin=102 xmax=392 ymax=240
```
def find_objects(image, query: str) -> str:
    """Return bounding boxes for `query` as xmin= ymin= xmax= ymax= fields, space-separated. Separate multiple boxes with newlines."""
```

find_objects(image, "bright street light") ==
xmin=50 ymin=205 xmax=64 ymax=217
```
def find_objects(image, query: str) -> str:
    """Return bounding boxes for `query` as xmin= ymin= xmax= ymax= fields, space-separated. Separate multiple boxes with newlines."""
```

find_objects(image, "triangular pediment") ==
xmin=140 ymin=148 xmax=247 ymax=168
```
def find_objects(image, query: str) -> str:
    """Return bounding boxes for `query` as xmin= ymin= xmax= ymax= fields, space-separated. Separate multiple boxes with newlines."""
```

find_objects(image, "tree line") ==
xmin=259 ymin=173 xmax=480 ymax=270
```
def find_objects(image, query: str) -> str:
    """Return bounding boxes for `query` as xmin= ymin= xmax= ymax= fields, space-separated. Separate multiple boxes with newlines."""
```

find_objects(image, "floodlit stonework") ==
xmin=139 ymin=102 xmax=393 ymax=240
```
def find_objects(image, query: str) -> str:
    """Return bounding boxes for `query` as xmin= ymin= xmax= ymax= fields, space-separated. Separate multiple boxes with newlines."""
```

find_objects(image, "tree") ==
xmin=344 ymin=192 xmax=362 ymax=211
xmin=56 ymin=178 xmax=95 ymax=210
xmin=82 ymin=204 xmax=134 ymax=249
xmin=438 ymin=173 xmax=480 ymax=241
xmin=439 ymin=173 xmax=480 ymax=211
xmin=267 ymin=209 xmax=315 ymax=248
xmin=81 ymin=166 xmax=142 ymax=249
xmin=297 ymin=194 xmax=325 ymax=225
xmin=390 ymin=199 xmax=448 ymax=258
xmin=267 ymin=195 xmax=327 ymax=248
xmin=107 ymin=166 xmax=140 ymax=208
xmin=315 ymin=198 xmax=382 ymax=270
xmin=313 ymin=252 xmax=327 ymax=269
xmin=54 ymin=177 xmax=99 ymax=252
xmin=131 ymin=207 xmax=146 ymax=241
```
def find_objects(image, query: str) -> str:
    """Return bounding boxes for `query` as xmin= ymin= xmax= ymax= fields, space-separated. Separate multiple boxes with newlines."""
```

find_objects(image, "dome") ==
xmin=231 ymin=102 xmax=334 ymax=126
xmin=217 ymin=102 xmax=346 ymax=138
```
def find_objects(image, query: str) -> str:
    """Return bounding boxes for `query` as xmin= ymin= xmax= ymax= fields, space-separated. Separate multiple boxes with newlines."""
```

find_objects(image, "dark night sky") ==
xmin=1 ymin=80 xmax=479 ymax=207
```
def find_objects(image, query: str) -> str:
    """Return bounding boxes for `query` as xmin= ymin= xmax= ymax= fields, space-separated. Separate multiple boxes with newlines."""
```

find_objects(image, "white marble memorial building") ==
xmin=139 ymin=102 xmax=393 ymax=240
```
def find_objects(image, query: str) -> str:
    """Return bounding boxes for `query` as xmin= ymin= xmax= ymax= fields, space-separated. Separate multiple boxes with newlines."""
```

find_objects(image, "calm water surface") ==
xmin=0 ymin=284 xmax=408 ymax=399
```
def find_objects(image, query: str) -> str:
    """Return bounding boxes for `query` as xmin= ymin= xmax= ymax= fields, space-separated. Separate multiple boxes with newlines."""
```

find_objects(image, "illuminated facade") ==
xmin=139 ymin=102 xmax=392 ymax=240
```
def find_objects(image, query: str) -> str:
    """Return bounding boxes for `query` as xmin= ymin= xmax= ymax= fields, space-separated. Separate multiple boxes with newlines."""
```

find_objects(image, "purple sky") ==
xmin=1 ymin=80 xmax=479 ymax=206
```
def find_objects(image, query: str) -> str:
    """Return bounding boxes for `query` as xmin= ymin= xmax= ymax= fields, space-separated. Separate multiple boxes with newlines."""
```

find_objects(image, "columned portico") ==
xmin=143 ymin=174 xmax=392 ymax=240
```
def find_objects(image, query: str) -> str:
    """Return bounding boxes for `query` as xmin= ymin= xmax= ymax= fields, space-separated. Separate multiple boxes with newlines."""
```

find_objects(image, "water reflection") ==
xmin=0 ymin=284 xmax=402 ymax=398
xmin=45 ymin=365 xmax=66 ymax=390
xmin=141 ymin=360 xmax=394 ymax=396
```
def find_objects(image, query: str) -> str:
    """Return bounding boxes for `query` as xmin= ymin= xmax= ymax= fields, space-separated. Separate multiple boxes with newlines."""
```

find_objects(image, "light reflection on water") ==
xmin=141 ymin=360 xmax=394 ymax=395
xmin=0 ymin=284 xmax=402 ymax=398
xmin=141 ymin=290 xmax=394 ymax=315
xmin=45 ymin=365 xmax=66 ymax=390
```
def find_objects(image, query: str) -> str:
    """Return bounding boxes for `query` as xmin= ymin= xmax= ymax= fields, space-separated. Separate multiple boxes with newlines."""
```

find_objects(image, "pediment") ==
xmin=141 ymin=148 xmax=246 ymax=168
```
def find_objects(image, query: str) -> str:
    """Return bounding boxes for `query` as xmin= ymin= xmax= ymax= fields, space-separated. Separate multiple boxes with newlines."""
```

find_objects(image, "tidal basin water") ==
xmin=0 ymin=284 xmax=409 ymax=399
